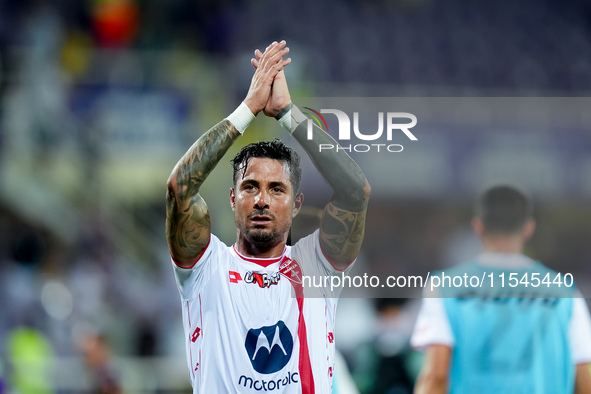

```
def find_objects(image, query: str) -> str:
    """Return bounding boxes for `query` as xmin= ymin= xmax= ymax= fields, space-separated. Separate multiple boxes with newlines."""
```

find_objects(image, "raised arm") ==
xmin=292 ymin=108 xmax=371 ymax=269
xmin=166 ymin=120 xmax=240 ymax=267
xmin=252 ymin=49 xmax=370 ymax=270
xmin=293 ymin=109 xmax=370 ymax=270
xmin=166 ymin=41 xmax=291 ymax=267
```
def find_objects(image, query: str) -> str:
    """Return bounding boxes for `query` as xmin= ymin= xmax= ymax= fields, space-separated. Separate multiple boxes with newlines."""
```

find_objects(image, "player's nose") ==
xmin=254 ymin=189 xmax=270 ymax=209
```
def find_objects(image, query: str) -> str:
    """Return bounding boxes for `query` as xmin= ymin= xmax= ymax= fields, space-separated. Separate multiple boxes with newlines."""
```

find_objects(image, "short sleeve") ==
xmin=569 ymin=295 xmax=591 ymax=364
xmin=293 ymin=229 xmax=356 ymax=277
xmin=171 ymin=234 xmax=226 ymax=301
xmin=411 ymin=294 xmax=455 ymax=350
xmin=291 ymin=229 xmax=355 ymax=298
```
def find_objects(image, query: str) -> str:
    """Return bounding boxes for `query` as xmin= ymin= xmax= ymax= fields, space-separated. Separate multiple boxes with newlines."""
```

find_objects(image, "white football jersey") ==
xmin=171 ymin=229 xmax=350 ymax=393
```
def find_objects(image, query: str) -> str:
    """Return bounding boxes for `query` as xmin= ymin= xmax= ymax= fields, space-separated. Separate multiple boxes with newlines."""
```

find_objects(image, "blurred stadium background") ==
xmin=1 ymin=0 xmax=591 ymax=392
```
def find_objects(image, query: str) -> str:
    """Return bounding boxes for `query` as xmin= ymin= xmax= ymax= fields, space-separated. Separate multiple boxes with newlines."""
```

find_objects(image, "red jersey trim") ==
xmin=232 ymin=245 xmax=286 ymax=267
xmin=297 ymin=295 xmax=315 ymax=394
xmin=171 ymin=235 xmax=212 ymax=269
xmin=187 ymin=301 xmax=195 ymax=379
xmin=199 ymin=293 xmax=203 ymax=382
xmin=286 ymin=258 xmax=315 ymax=394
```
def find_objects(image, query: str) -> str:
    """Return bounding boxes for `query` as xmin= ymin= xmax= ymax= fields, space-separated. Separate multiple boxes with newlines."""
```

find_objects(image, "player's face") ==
xmin=231 ymin=158 xmax=302 ymax=247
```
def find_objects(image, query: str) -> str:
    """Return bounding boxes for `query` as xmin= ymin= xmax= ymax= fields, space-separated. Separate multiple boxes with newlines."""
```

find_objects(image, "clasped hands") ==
xmin=243 ymin=40 xmax=292 ymax=118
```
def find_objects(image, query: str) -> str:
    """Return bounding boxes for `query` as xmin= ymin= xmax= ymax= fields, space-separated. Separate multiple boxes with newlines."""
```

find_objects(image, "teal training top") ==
xmin=438 ymin=259 xmax=576 ymax=394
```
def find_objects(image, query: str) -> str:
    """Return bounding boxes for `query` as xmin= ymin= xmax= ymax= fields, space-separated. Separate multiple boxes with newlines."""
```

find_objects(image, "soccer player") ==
xmin=411 ymin=185 xmax=591 ymax=394
xmin=165 ymin=40 xmax=370 ymax=393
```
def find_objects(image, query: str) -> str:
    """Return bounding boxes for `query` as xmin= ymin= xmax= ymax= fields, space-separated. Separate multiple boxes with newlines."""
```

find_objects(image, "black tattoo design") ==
xmin=319 ymin=202 xmax=367 ymax=265
xmin=166 ymin=120 xmax=240 ymax=263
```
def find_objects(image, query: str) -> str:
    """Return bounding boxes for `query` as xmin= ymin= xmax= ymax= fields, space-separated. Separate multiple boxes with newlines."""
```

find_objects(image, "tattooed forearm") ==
xmin=292 ymin=111 xmax=370 ymax=212
xmin=289 ymin=105 xmax=369 ymax=269
xmin=166 ymin=119 xmax=241 ymax=265
xmin=319 ymin=202 xmax=367 ymax=268
xmin=171 ymin=119 xmax=241 ymax=199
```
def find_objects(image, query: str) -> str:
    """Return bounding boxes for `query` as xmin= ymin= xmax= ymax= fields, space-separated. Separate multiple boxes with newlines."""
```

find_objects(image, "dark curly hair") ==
xmin=231 ymin=139 xmax=302 ymax=194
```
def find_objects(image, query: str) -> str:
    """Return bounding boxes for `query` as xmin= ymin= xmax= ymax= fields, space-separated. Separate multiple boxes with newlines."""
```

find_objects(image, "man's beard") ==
xmin=244 ymin=209 xmax=280 ymax=244
xmin=245 ymin=226 xmax=279 ymax=244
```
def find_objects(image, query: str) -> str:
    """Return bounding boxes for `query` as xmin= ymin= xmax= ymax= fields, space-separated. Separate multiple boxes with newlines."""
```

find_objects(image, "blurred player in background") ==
xmin=165 ymin=40 xmax=370 ymax=393
xmin=80 ymin=333 xmax=121 ymax=394
xmin=411 ymin=185 xmax=591 ymax=393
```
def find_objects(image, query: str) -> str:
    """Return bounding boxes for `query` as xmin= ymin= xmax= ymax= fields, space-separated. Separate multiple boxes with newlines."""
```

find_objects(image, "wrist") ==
xmin=274 ymin=102 xmax=293 ymax=120
xmin=226 ymin=102 xmax=255 ymax=134
xmin=243 ymin=98 xmax=261 ymax=117
xmin=277 ymin=104 xmax=308 ymax=134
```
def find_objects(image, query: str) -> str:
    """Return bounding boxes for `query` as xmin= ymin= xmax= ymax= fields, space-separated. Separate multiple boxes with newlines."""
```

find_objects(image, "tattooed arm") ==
xmin=251 ymin=49 xmax=370 ymax=270
xmin=166 ymin=41 xmax=291 ymax=267
xmin=166 ymin=121 xmax=241 ymax=267
xmin=293 ymin=120 xmax=371 ymax=270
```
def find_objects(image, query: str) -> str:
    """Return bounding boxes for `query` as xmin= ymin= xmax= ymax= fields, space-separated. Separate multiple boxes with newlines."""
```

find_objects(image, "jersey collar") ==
xmin=477 ymin=252 xmax=535 ymax=268
xmin=232 ymin=245 xmax=287 ymax=268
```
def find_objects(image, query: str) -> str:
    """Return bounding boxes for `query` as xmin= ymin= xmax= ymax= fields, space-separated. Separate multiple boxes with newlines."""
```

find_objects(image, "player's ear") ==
xmin=472 ymin=217 xmax=485 ymax=237
xmin=230 ymin=188 xmax=236 ymax=211
xmin=292 ymin=193 xmax=304 ymax=218
xmin=522 ymin=218 xmax=536 ymax=241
